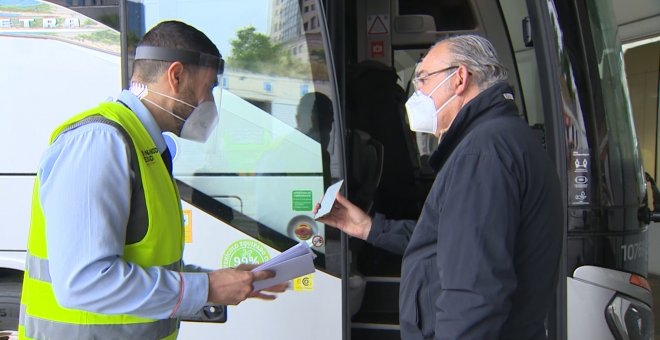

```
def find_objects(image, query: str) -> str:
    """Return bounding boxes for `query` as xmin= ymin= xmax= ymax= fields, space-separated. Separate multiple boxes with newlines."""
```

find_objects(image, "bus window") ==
xmin=583 ymin=0 xmax=646 ymax=210
xmin=126 ymin=0 xmax=338 ymax=259
xmin=398 ymin=0 xmax=476 ymax=31
xmin=499 ymin=0 xmax=591 ymax=168
xmin=498 ymin=0 xmax=543 ymax=126
xmin=0 ymin=0 xmax=121 ymax=175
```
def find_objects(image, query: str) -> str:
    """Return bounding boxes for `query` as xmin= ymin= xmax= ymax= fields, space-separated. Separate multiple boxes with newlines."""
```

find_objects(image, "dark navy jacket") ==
xmin=367 ymin=82 xmax=563 ymax=339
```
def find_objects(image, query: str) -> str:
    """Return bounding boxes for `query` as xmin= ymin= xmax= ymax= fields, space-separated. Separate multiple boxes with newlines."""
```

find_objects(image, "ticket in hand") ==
xmin=314 ymin=180 xmax=344 ymax=219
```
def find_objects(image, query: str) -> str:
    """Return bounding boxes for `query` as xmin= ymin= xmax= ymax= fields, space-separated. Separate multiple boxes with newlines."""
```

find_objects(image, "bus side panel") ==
xmin=0 ymin=178 xmax=33 ymax=251
xmin=178 ymin=201 xmax=342 ymax=339
xmin=567 ymin=277 xmax=616 ymax=340
xmin=1 ymin=31 xmax=121 ymax=254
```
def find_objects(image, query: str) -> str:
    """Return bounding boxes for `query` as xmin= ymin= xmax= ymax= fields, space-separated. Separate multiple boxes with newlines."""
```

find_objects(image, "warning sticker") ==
xmin=569 ymin=151 xmax=591 ymax=205
xmin=367 ymin=15 xmax=389 ymax=35
xmin=293 ymin=273 xmax=314 ymax=291
xmin=292 ymin=190 xmax=313 ymax=211
xmin=183 ymin=209 xmax=192 ymax=243
xmin=370 ymin=40 xmax=384 ymax=58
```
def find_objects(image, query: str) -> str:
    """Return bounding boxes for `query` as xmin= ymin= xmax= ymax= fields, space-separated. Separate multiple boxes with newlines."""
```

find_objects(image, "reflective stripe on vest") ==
xmin=20 ymin=102 xmax=185 ymax=340
xmin=19 ymin=304 xmax=178 ymax=340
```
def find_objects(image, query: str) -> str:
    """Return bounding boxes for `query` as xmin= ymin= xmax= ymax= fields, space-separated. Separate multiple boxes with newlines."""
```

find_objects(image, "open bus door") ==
xmin=324 ymin=0 xmax=655 ymax=339
xmin=122 ymin=1 xmax=348 ymax=338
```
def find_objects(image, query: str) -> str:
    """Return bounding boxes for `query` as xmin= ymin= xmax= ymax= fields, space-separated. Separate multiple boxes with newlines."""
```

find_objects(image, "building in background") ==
xmin=271 ymin=0 xmax=322 ymax=60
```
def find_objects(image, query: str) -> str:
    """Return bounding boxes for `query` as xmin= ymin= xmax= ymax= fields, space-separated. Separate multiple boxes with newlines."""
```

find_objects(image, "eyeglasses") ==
xmin=412 ymin=66 xmax=458 ymax=91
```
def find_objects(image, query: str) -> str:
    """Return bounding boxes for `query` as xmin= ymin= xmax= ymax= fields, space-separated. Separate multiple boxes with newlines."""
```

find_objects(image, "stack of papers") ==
xmin=251 ymin=242 xmax=316 ymax=291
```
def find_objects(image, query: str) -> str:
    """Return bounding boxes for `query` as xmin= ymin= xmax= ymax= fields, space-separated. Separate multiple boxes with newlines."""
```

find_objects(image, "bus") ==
xmin=0 ymin=0 xmax=654 ymax=339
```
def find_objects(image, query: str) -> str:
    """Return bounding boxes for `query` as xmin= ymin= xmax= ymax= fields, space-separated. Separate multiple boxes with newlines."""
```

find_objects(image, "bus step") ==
xmin=352 ymin=277 xmax=399 ymax=325
xmin=351 ymin=323 xmax=400 ymax=340
xmin=352 ymin=310 xmax=399 ymax=325
xmin=355 ymin=243 xmax=403 ymax=277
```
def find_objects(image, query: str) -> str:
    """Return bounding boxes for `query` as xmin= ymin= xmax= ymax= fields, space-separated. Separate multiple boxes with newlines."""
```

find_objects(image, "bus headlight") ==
xmin=606 ymin=294 xmax=653 ymax=340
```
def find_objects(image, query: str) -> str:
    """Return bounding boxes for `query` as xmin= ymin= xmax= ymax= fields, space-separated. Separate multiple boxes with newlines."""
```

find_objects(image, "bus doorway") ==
xmin=326 ymin=0 xmax=655 ymax=339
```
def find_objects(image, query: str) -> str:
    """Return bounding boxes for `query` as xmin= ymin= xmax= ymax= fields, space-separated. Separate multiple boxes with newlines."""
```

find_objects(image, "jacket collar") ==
xmin=428 ymin=82 xmax=518 ymax=171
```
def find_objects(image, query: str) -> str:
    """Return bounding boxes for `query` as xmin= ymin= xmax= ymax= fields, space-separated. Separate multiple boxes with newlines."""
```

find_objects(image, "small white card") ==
xmin=314 ymin=180 xmax=344 ymax=219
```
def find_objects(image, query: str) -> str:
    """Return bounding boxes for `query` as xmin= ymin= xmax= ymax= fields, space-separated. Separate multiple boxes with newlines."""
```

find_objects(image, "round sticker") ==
xmin=311 ymin=235 xmax=324 ymax=247
xmin=222 ymin=240 xmax=271 ymax=268
xmin=294 ymin=223 xmax=314 ymax=241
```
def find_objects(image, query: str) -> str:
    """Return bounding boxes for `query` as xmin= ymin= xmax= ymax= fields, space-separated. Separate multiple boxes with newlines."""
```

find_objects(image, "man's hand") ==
xmin=206 ymin=265 xmax=287 ymax=305
xmin=314 ymin=192 xmax=372 ymax=240
xmin=237 ymin=264 xmax=289 ymax=300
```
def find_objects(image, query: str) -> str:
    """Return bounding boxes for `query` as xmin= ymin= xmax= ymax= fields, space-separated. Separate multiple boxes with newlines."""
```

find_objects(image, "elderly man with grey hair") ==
xmin=316 ymin=34 xmax=563 ymax=339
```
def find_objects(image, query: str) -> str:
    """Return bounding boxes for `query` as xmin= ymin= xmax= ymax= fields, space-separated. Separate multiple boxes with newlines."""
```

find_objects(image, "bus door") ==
xmin=336 ymin=0 xmax=653 ymax=339
xmin=122 ymin=1 xmax=346 ymax=339
xmin=522 ymin=1 xmax=654 ymax=339
xmin=343 ymin=0 xmax=528 ymax=338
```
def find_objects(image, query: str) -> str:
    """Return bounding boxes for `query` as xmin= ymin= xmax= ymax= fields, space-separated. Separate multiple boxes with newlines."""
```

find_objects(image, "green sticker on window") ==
xmin=292 ymin=190 xmax=313 ymax=211
xmin=222 ymin=240 xmax=271 ymax=268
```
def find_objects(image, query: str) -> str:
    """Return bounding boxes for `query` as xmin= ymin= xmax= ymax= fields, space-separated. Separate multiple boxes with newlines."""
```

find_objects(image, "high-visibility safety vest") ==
xmin=19 ymin=102 xmax=185 ymax=340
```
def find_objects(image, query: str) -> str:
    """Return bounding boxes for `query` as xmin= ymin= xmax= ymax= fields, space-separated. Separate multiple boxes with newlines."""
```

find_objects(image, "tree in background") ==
xmin=228 ymin=26 xmax=306 ymax=77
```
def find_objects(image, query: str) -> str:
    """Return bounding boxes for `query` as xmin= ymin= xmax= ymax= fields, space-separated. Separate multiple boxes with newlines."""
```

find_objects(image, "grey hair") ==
xmin=434 ymin=34 xmax=508 ymax=90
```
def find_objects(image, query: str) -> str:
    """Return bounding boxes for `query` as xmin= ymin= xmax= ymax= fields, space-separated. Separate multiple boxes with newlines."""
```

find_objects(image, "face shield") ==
xmin=134 ymin=46 xmax=224 ymax=142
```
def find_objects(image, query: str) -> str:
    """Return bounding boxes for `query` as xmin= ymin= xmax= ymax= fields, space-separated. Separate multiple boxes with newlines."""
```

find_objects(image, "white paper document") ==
xmin=251 ymin=242 xmax=316 ymax=291
xmin=314 ymin=179 xmax=344 ymax=219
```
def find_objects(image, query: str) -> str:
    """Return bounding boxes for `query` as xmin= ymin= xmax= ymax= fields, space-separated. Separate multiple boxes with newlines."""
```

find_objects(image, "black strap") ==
xmin=161 ymin=147 xmax=173 ymax=175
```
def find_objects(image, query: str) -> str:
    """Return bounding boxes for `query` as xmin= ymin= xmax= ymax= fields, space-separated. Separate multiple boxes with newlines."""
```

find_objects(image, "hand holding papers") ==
xmin=251 ymin=242 xmax=316 ymax=291
xmin=314 ymin=180 xmax=344 ymax=219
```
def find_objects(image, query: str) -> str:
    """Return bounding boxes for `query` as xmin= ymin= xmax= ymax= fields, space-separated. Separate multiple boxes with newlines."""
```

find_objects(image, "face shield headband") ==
xmin=135 ymin=45 xmax=225 ymax=90
xmin=134 ymin=45 xmax=224 ymax=75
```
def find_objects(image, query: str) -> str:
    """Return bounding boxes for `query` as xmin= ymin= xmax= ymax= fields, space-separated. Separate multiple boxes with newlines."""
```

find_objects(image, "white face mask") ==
xmin=405 ymin=70 xmax=458 ymax=134
xmin=130 ymin=82 xmax=219 ymax=143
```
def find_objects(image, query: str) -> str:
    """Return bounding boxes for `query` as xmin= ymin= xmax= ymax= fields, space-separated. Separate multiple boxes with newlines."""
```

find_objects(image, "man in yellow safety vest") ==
xmin=19 ymin=20 xmax=286 ymax=340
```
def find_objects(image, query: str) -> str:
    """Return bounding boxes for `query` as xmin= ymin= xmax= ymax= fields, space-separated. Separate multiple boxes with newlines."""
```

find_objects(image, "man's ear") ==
xmin=454 ymin=65 xmax=470 ymax=95
xmin=166 ymin=61 xmax=185 ymax=93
